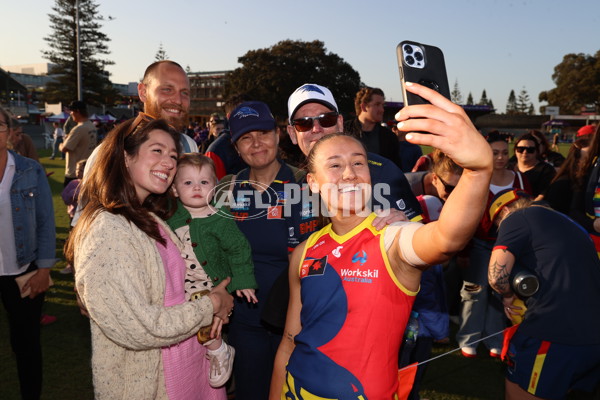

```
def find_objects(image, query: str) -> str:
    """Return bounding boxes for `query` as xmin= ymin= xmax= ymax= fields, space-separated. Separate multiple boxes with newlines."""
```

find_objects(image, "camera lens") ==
xmin=406 ymin=55 xmax=415 ymax=65
xmin=415 ymin=52 xmax=423 ymax=62
xmin=404 ymin=45 xmax=413 ymax=54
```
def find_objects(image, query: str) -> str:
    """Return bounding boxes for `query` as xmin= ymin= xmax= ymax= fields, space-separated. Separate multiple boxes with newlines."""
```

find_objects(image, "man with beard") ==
xmin=72 ymin=60 xmax=197 ymax=225
xmin=136 ymin=60 xmax=197 ymax=152
xmin=82 ymin=61 xmax=197 ymax=173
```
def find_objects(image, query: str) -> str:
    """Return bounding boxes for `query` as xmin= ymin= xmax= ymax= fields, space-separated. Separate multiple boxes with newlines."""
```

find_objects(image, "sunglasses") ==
xmin=291 ymin=112 xmax=338 ymax=132
xmin=515 ymin=146 xmax=536 ymax=154
xmin=125 ymin=112 xmax=155 ymax=136
xmin=437 ymin=175 xmax=456 ymax=193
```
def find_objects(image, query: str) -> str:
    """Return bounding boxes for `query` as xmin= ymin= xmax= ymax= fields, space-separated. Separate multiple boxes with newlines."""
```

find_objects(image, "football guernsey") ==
xmin=284 ymin=213 xmax=418 ymax=399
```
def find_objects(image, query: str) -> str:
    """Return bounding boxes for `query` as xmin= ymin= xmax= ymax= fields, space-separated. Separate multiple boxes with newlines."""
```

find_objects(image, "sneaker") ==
xmin=40 ymin=314 xmax=57 ymax=325
xmin=461 ymin=347 xmax=477 ymax=358
xmin=207 ymin=343 xmax=235 ymax=388
xmin=60 ymin=265 xmax=74 ymax=274
xmin=489 ymin=348 xmax=501 ymax=358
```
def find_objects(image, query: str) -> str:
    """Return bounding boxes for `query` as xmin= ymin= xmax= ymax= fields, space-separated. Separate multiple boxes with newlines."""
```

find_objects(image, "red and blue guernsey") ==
xmin=284 ymin=213 xmax=417 ymax=399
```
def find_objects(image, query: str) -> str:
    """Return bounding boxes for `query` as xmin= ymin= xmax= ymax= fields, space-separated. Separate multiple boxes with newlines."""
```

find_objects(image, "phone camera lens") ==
xmin=404 ymin=45 xmax=413 ymax=54
xmin=415 ymin=52 xmax=423 ymax=62
xmin=406 ymin=55 xmax=415 ymax=65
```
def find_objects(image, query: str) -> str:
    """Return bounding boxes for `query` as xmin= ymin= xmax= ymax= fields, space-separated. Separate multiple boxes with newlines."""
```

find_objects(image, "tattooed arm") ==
xmin=488 ymin=246 xmax=515 ymax=296
xmin=488 ymin=246 xmax=520 ymax=318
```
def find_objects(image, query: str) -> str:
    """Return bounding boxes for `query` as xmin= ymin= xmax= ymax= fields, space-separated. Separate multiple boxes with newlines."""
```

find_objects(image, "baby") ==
xmin=167 ymin=153 xmax=257 ymax=388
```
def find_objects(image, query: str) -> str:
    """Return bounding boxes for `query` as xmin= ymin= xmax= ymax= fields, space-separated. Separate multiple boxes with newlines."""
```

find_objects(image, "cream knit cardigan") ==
xmin=74 ymin=211 xmax=214 ymax=399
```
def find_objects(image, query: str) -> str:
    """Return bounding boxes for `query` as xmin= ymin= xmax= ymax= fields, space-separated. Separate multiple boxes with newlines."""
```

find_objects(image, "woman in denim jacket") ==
xmin=0 ymin=105 xmax=56 ymax=400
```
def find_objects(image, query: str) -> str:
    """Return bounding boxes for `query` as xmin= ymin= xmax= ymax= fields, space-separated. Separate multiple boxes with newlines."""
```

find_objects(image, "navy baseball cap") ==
xmin=229 ymin=101 xmax=276 ymax=143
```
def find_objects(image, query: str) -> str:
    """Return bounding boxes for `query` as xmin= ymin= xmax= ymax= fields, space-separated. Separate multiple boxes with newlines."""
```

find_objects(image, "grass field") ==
xmin=0 ymin=148 xmax=94 ymax=399
xmin=0 ymin=144 xmax=594 ymax=399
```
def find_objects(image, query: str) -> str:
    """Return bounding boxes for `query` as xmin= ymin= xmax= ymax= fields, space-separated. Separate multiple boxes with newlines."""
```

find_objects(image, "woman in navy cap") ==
xmin=221 ymin=101 xmax=317 ymax=400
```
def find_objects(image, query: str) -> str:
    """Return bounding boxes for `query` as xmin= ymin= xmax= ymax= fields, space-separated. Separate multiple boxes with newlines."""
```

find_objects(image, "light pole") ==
xmin=76 ymin=0 xmax=82 ymax=101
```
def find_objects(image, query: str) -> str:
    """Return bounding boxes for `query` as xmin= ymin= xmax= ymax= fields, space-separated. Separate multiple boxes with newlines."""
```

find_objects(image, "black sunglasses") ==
xmin=437 ymin=175 xmax=456 ymax=193
xmin=291 ymin=112 xmax=338 ymax=132
xmin=515 ymin=146 xmax=536 ymax=154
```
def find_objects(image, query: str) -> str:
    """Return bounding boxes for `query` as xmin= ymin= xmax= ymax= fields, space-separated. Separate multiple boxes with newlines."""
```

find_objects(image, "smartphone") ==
xmin=397 ymin=40 xmax=451 ymax=106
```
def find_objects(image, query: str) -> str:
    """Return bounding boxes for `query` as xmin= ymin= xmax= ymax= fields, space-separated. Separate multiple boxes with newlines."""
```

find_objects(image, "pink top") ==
xmin=157 ymin=225 xmax=225 ymax=400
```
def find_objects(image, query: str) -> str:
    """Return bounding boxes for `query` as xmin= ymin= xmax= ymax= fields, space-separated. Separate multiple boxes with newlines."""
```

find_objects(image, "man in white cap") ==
xmin=286 ymin=83 xmax=422 ymax=221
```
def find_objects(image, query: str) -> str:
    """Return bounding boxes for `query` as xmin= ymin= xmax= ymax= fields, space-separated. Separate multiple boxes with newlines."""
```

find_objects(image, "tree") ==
xmin=224 ymin=40 xmax=362 ymax=121
xmin=539 ymin=50 xmax=600 ymax=114
xmin=517 ymin=87 xmax=532 ymax=115
xmin=42 ymin=0 xmax=118 ymax=106
xmin=451 ymin=79 xmax=463 ymax=104
xmin=466 ymin=92 xmax=474 ymax=105
xmin=528 ymin=104 xmax=535 ymax=115
xmin=506 ymin=90 xmax=518 ymax=114
xmin=478 ymin=90 xmax=490 ymax=106
xmin=155 ymin=43 xmax=168 ymax=61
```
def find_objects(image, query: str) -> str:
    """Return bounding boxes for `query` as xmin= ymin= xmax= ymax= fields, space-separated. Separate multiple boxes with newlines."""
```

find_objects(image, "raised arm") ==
xmin=395 ymin=82 xmax=493 ymax=265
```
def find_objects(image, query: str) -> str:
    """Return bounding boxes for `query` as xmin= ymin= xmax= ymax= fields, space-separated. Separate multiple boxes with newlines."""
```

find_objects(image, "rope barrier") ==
xmin=399 ymin=329 xmax=505 ymax=371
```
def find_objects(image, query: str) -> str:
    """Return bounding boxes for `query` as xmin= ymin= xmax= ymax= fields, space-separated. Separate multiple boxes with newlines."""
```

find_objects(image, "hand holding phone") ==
xmin=397 ymin=40 xmax=451 ymax=106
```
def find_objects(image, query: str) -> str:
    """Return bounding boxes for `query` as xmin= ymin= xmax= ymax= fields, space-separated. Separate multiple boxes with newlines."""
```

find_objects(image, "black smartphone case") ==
xmin=397 ymin=41 xmax=451 ymax=105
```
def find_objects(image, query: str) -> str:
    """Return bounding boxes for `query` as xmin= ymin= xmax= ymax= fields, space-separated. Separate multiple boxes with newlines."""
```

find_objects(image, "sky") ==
xmin=1 ymin=0 xmax=599 ymax=114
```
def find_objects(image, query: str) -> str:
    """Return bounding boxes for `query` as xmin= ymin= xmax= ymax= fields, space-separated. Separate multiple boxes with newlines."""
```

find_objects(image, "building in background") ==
xmin=0 ymin=66 xmax=33 ymax=120
xmin=188 ymin=70 xmax=229 ymax=124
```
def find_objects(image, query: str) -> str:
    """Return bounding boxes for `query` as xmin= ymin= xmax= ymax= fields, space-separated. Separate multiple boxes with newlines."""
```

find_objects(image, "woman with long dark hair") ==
xmin=65 ymin=114 xmax=233 ymax=400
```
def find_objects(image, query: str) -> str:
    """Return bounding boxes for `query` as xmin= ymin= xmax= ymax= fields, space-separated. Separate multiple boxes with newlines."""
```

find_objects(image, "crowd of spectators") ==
xmin=1 ymin=59 xmax=599 ymax=400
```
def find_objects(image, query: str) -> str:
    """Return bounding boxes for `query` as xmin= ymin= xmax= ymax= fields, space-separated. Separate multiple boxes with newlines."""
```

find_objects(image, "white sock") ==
xmin=207 ymin=340 xmax=226 ymax=355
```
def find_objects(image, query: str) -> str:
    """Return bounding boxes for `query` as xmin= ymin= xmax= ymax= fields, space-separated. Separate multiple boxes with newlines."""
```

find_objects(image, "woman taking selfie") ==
xmin=270 ymin=82 xmax=493 ymax=399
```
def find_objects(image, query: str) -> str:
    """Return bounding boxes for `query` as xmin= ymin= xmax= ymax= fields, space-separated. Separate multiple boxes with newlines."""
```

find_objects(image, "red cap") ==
xmin=577 ymin=125 xmax=596 ymax=137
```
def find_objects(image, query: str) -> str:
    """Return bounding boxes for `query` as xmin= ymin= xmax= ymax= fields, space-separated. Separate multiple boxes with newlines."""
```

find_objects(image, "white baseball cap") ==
xmin=287 ymin=83 xmax=338 ymax=123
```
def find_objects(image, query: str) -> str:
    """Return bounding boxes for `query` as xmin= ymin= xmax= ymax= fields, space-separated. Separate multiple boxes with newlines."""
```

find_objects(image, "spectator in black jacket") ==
xmin=344 ymin=87 xmax=402 ymax=168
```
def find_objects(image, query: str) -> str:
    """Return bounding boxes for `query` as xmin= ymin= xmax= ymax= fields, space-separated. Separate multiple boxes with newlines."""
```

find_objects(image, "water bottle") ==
xmin=404 ymin=311 xmax=420 ymax=346
xmin=399 ymin=311 xmax=419 ymax=367
xmin=512 ymin=270 xmax=539 ymax=297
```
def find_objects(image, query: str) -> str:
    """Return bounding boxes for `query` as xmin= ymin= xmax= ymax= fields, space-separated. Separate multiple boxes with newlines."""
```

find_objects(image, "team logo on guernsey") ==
xmin=396 ymin=199 xmax=406 ymax=210
xmin=300 ymin=256 xmax=328 ymax=278
xmin=277 ymin=191 xmax=287 ymax=205
xmin=267 ymin=205 xmax=282 ymax=219
xmin=332 ymin=246 xmax=343 ymax=258
xmin=352 ymin=250 xmax=368 ymax=266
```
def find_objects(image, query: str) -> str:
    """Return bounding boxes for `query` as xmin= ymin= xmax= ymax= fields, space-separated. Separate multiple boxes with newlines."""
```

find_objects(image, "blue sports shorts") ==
xmin=506 ymin=330 xmax=600 ymax=399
